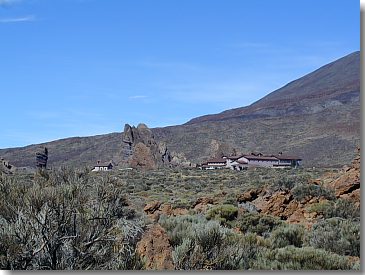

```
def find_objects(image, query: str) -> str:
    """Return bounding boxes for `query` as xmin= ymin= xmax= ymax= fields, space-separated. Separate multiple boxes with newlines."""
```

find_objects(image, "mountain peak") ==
xmin=186 ymin=51 xmax=360 ymax=124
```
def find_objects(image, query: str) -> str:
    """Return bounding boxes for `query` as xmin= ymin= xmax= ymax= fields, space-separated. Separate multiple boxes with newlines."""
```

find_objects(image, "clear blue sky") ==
xmin=0 ymin=0 xmax=359 ymax=148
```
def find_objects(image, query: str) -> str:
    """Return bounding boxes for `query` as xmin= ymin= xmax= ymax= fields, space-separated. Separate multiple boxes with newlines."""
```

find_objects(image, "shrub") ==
xmin=307 ymin=199 xmax=359 ymax=219
xmin=158 ymin=214 xmax=207 ymax=247
xmin=206 ymin=204 xmax=238 ymax=225
xmin=222 ymin=196 xmax=236 ymax=205
xmin=161 ymin=214 xmax=263 ymax=270
xmin=253 ymin=246 xmax=353 ymax=270
xmin=169 ymin=217 xmax=231 ymax=270
xmin=0 ymin=169 xmax=145 ymax=270
xmin=307 ymin=200 xmax=333 ymax=216
xmin=304 ymin=218 xmax=360 ymax=257
xmin=292 ymin=184 xmax=335 ymax=201
xmin=270 ymin=224 xmax=305 ymax=248
xmin=171 ymin=199 xmax=192 ymax=210
xmin=272 ymin=177 xmax=296 ymax=191
xmin=326 ymin=199 xmax=360 ymax=219
xmin=237 ymin=213 xmax=283 ymax=237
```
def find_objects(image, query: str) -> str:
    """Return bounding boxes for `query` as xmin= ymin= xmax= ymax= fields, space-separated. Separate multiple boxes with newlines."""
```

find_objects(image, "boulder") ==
xmin=250 ymin=190 xmax=319 ymax=227
xmin=144 ymin=201 xmax=162 ymax=214
xmin=193 ymin=197 xmax=214 ymax=207
xmin=192 ymin=197 xmax=215 ymax=213
xmin=136 ymin=224 xmax=174 ymax=270
xmin=237 ymin=189 xmax=262 ymax=203
xmin=171 ymin=207 xmax=189 ymax=216
xmin=324 ymin=147 xmax=360 ymax=205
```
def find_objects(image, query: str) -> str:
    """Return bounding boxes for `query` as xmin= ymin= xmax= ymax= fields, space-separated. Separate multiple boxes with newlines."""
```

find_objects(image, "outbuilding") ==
xmin=92 ymin=161 xmax=114 ymax=171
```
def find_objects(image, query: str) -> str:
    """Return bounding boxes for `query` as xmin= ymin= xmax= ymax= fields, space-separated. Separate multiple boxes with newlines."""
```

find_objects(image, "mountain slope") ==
xmin=0 ymin=51 xmax=360 ymax=168
xmin=154 ymin=51 xmax=360 ymax=167
xmin=0 ymin=133 xmax=123 ymax=169
xmin=187 ymin=51 xmax=360 ymax=124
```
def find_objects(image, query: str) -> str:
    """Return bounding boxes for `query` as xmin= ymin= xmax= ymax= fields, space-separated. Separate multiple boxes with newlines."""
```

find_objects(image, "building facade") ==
xmin=200 ymin=152 xmax=302 ymax=170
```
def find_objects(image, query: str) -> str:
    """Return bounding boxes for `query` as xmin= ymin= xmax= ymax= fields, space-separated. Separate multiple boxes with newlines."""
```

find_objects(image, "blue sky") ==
xmin=0 ymin=0 xmax=360 ymax=148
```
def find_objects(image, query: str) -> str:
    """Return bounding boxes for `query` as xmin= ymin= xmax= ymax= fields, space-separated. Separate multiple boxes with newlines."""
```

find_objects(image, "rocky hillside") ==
xmin=0 ymin=124 xmax=191 ymax=170
xmin=0 ymin=51 xmax=360 ymax=168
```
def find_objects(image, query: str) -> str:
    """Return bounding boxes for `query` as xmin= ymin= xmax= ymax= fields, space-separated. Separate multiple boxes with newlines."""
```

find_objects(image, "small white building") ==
xmin=92 ymin=161 xmax=114 ymax=172
xmin=199 ymin=158 xmax=227 ymax=170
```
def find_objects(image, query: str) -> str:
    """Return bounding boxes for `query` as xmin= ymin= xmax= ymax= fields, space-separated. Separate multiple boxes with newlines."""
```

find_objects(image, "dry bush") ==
xmin=0 ymin=169 xmax=145 ymax=270
xmin=304 ymin=217 xmax=360 ymax=257
xmin=253 ymin=246 xmax=354 ymax=270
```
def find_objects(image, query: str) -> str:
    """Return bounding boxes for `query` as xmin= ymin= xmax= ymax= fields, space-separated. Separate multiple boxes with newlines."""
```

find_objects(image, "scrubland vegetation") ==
xmin=0 ymin=167 xmax=360 ymax=270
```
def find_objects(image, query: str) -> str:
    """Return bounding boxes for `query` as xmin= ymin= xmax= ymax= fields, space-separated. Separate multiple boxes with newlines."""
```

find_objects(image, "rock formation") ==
xmin=129 ymin=143 xmax=157 ymax=170
xmin=136 ymin=224 xmax=174 ymax=270
xmin=192 ymin=197 xmax=216 ymax=213
xmin=158 ymin=142 xmax=172 ymax=164
xmin=324 ymin=147 xmax=360 ymax=206
xmin=143 ymin=201 xmax=189 ymax=222
xmin=120 ymin=123 xmax=171 ymax=169
xmin=35 ymin=147 xmax=48 ymax=169
xmin=206 ymin=139 xmax=237 ymax=159
xmin=236 ymin=188 xmax=324 ymax=228
xmin=169 ymin=151 xmax=193 ymax=167
xmin=234 ymin=148 xmax=361 ymax=227
xmin=144 ymin=201 xmax=162 ymax=214
xmin=0 ymin=158 xmax=15 ymax=174
xmin=120 ymin=123 xmax=192 ymax=169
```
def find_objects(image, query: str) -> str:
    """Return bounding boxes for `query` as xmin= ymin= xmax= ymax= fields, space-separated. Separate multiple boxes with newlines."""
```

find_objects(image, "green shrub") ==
xmin=222 ymin=196 xmax=236 ymax=205
xmin=273 ymin=177 xmax=296 ymax=191
xmin=161 ymin=214 xmax=263 ymax=270
xmin=169 ymin=217 xmax=231 ymax=270
xmin=254 ymin=246 xmax=353 ymax=270
xmin=206 ymin=204 xmax=238 ymax=225
xmin=159 ymin=214 xmax=207 ymax=247
xmin=237 ymin=213 xmax=283 ymax=237
xmin=292 ymin=184 xmax=335 ymax=201
xmin=326 ymin=199 xmax=360 ymax=219
xmin=171 ymin=199 xmax=192 ymax=210
xmin=307 ymin=200 xmax=333 ymax=216
xmin=304 ymin=218 xmax=360 ymax=257
xmin=308 ymin=199 xmax=359 ymax=219
xmin=270 ymin=224 xmax=305 ymax=248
